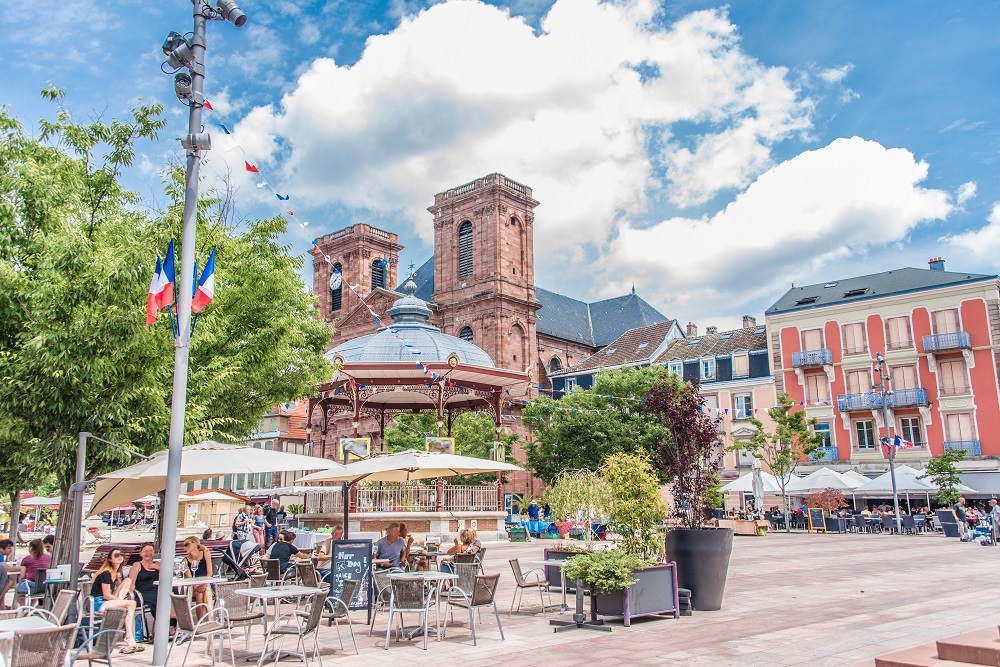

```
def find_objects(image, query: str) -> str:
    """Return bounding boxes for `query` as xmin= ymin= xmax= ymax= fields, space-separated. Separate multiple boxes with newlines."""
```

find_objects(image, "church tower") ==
xmin=311 ymin=224 xmax=402 ymax=324
xmin=427 ymin=173 xmax=541 ymax=372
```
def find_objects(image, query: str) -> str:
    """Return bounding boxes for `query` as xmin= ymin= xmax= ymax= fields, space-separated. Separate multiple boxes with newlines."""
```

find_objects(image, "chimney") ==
xmin=743 ymin=315 xmax=756 ymax=329
xmin=928 ymin=257 xmax=945 ymax=272
xmin=706 ymin=326 xmax=718 ymax=335
xmin=686 ymin=322 xmax=698 ymax=337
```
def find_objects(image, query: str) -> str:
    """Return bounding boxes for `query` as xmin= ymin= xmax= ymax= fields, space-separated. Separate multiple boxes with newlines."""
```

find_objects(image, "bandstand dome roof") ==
xmin=326 ymin=278 xmax=495 ymax=367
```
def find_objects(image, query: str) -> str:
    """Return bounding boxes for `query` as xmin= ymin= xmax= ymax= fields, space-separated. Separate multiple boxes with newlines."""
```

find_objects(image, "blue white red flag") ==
xmin=894 ymin=434 xmax=914 ymax=448
xmin=157 ymin=239 xmax=176 ymax=308
xmin=192 ymin=246 xmax=216 ymax=314
xmin=146 ymin=256 xmax=163 ymax=326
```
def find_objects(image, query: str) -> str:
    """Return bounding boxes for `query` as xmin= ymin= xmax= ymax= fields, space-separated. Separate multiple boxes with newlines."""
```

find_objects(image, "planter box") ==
xmin=589 ymin=561 xmax=680 ymax=627
xmin=824 ymin=517 xmax=848 ymax=534
xmin=542 ymin=548 xmax=587 ymax=594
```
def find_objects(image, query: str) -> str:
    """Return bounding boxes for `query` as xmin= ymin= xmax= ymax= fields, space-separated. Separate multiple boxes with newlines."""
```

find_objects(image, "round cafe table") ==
xmin=530 ymin=560 xmax=609 ymax=634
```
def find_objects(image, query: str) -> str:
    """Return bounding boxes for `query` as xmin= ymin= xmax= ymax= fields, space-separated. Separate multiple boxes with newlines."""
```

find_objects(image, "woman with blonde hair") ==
xmin=183 ymin=536 xmax=213 ymax=614
xmin=252 ymin=506 xmax=266 ymax=546
xmin=90 ymin=548 xmax=143 ymax=653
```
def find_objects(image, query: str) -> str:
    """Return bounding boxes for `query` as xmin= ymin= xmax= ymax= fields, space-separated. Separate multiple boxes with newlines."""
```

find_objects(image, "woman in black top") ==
xmin=90 ymin=549 xmax=143 ymax=654
xmin=128 ymin=543 xmax=160 ymax=618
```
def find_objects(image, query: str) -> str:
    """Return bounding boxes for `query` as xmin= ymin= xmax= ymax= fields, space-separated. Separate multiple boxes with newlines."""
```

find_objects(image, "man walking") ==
xmin=990 ymin=499 xmax=1000 ymax=545
xmin=263 ymin=499 xmax=280 ymax=550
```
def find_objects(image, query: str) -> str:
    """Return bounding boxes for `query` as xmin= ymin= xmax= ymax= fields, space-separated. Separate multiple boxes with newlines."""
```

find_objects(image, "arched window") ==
xmin=459 ymin=326 xmax=473 ymax=342
xmin=458 ymin=221 xmax=473 ymax=278
xmin=330 ymin=263 xmax=342 ymax=312
xmin=371 ymin=258 xmax=386 ymax=290
xmin=549 ymin=357 xmax=561 ymax=374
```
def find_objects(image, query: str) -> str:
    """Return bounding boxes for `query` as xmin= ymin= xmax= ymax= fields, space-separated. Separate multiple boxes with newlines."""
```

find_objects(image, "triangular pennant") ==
xmin=245 ymin=161 xmax=259 ymax=173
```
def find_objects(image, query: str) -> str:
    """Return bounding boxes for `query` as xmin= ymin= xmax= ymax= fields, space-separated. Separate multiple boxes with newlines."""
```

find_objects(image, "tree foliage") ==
xmin=733 ymin=392 xmax=825 ymax=530
xmin=0 ymin=91 xmax=333 ymax=562
xmin=522 ymin=367 xmax=669 ymax=484
xmin=602 ymin=451 xmax=667 ymax=559
xmin=541 ymin=469 xmax=611 ymax=547
xmin=924 ymin=448 xmax=966 ymax=507
xmin=805 ymin=488 xmax=848 ymax=515
xmin=644 ymin=374 xmax=722 ymax=529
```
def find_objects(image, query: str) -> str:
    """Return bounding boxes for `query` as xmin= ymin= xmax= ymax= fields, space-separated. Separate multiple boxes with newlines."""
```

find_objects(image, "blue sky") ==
xmin=3 ymin=1 xmax=999 ymax=328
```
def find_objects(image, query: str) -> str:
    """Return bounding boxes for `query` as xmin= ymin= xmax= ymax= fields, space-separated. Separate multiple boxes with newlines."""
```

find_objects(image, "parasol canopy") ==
xmin=785 ymin=467 xmax=864 ymax=496
xmin=88 ymin=441 xmax=346 ymax=516
xmin=854 ymin=465 xmax=977 ymax=494
xmin=296 ymin=448 xmax=522 ymax=484
xmin=719 ymin=471 xmax=785 ymax=494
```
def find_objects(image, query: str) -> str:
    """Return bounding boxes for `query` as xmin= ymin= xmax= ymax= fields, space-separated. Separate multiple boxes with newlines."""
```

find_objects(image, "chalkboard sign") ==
xmin=807 ymin=508 xmax=827 ymax=533
xmin=327 ymin=540 xmax=373 ymax=621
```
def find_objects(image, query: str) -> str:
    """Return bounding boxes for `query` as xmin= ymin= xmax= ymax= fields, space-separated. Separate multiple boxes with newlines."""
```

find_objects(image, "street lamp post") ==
xmin=153 ymin=2 xmax=245 ymax=665
xmin=874 ymin=351 xmax=902 ymax=535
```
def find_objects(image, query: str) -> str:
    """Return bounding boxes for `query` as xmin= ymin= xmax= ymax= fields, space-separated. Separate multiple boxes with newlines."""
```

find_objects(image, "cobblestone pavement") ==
xmin=110 ymin=531 xmax=1000 ymax=666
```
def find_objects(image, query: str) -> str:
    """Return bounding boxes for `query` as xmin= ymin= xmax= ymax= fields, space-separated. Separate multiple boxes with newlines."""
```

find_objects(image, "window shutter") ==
xmin=458 ymin=221 xmax=473 ymax=277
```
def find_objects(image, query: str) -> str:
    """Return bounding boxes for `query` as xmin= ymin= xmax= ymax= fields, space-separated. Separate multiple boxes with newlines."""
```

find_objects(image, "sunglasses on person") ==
xmin=110 ymin=552 xmax=124 ymax=559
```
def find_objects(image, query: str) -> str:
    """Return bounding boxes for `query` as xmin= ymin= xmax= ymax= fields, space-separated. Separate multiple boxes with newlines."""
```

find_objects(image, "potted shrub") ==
xmin=645 ymin=374 xmax=733 ymax=611
xmin=286 ymin=503 xmax=303 ymax=528
xmin=804 ymin=488 xmax=849 ymax=532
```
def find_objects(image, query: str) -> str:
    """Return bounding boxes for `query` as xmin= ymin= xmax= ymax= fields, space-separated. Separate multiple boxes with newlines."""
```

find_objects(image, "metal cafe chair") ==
xmin=322 ymin=578 xmax=359 ymax=654
xmin=508 ymin=559 xmax=552 ymax=616
xmin=384 ymin=577 xmax=436 ymax=651
xmin=446 ymin=573 xmax=504 ymax=646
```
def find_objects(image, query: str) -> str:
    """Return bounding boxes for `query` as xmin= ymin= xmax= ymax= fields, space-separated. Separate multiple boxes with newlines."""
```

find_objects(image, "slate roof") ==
xmin=550 ymin=320 xmax=679 ymax=375
xmin=400 ymin=259 xmax=669 ymax=348
xmin=767 ymin=267 xmax=997 ymax=316
xmin=655 ymin=325 xmax=768 ymax=362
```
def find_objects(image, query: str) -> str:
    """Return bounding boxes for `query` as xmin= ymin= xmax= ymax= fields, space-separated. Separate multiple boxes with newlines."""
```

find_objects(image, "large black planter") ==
xmin=664 ymin=528 xmax=733 ymax=611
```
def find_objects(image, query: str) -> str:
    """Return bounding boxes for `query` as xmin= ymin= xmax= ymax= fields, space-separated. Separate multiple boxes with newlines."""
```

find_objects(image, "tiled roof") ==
xmin=400 ymin=258 xmax=669 ymax=348
xmin=551 ymin=320 xmax=678 ymax=375
xmin=284 ymin=401 xmax=308 ymax=440
xmin=655 ymin=325 xmax=768 ymax=362
xmin=767 ymin=267 xmax=997 ymax=315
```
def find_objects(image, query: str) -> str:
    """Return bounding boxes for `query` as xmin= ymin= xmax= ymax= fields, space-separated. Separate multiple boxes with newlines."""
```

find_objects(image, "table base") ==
xmin=549 ymin=617 xmax=611 ymax=633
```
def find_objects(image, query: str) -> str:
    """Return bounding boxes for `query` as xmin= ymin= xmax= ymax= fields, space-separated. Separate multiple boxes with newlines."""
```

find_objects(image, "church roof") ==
xmin=330 ymin=278 xmax=494 ymax=367
xmin=551 ymin=320 xmax=680 ymax=376
xmin=402 ymin=257 xmax=669 ymax=348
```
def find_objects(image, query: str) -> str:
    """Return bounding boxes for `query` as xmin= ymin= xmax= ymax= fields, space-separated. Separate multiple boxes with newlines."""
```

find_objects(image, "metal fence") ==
xmin=302 ymin=483 xmax=498 ymax=515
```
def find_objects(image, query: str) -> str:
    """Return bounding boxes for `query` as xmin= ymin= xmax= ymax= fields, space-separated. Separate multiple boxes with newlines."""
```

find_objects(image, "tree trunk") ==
xmin=52 ymin=486 xmax=75 ymax=569
xmin=7 ymin=492 xmax=20 ymax=542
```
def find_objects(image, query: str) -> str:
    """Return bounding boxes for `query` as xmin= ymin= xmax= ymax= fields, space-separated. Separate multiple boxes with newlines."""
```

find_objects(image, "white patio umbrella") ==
xmin=785 ymin=467 xmax=864 ymax=495
xmin=88 ymin=441 xmax=346 ymax=516
xmin=19 ymin=496 xmax=62 ymax=507
xmin=855 ymin=465 xmax=977 ymax=510
xmin=840 ymin=470 xmax=871 ymax=485
xmin=719 ymin=471 xmax=784 ymax=494
xmin=296 ymin=448 xmax=523 ymax=537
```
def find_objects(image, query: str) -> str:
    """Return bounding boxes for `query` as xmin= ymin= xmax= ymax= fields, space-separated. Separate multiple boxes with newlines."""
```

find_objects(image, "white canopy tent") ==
xmin=854 ymin=465 xmax=977 ymax=509
xmin=719 ymin=471 xmax=786 ymax=495
xmin=785 ymin=468 xmax=864 ymax=496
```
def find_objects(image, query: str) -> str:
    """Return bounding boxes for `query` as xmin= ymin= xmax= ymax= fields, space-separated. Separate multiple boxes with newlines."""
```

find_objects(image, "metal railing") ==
xmin=923 ymin=331 xmax=971 ymax=352
xmin=944 ymin=440 xmax=981 ymax=456
xmin=792 ymin=349 xmax=833 ymax=367
xmin=838 ymin=388 xmax=928 ymax=411
xmin=303 ymin=484 xmax=499 ymax=514
xmin=809 ymin=446 xmax=838 ymax=462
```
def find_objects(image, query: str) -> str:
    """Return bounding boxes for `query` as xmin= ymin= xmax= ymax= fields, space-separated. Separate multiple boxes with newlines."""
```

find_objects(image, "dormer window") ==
xmin=701 ymin=357 xmax=716 ymax=381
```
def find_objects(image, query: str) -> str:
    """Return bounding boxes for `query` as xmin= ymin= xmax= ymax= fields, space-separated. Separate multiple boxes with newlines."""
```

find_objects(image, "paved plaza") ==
xmin=110 ymin=530 xmax=1000 ymax=666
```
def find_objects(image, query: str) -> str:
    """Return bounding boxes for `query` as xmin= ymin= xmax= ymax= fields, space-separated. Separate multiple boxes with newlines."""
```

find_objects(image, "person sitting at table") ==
xmin=15 ymin=538 xmax=50 ymax=605
xmin=183 ymin=536 xmax=214 ymax=615
xmin=90 ymin=548 xmax=144 ymax=654
xmin=42 ymin=534 xmax=54 ymax=555
xmin=399 ymin=523 xmax=426 ymax=571
xmin=268 ymin=530 xmax=300 ymax=573
xmin=313 ymin=525 xmax=344 ymax=582
xmin=373 ymin=523 xmax=406 ymax=569
xmin=0 ymin=539 xmax=16 ymax=610
xmin=861 ymin=507 xmax=872 ymax=517
xmin=128 ymin=543 xmax=163 ymax=626
xmin=441 ymin=528 xmax=481 ymax=574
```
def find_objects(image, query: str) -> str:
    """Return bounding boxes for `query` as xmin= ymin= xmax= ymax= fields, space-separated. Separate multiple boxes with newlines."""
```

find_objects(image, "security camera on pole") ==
xmin=152 ymin=2 xmax=245 ymax=665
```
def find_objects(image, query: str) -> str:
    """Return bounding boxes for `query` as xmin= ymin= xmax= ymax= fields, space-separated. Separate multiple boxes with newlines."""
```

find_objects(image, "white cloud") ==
xmin=955 ymin=181 xmax=977 ymax=206
xmin=818 ymin=64 xmax=852 ymax=84
xmin=944 ymin=202 xmax=1000 ymax=260
xmin=601 ymin=137 xmax=954 ymax=319
xmin=299 ymin=23 xmax=321 ymax=46
xmin=223 ymin=0 xmax=813 ymax=246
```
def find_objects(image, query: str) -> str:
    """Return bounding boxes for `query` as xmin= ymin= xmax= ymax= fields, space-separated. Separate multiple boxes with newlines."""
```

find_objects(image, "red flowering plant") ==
xmin=644 ymin=374 xmax=723 ymax=530
xmin=805 ymin=488 xmax=848 ymax=516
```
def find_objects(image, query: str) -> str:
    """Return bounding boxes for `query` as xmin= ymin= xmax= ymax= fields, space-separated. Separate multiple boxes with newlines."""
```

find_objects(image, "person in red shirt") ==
xmin=15 ymin=538 xmax=50 ymax=604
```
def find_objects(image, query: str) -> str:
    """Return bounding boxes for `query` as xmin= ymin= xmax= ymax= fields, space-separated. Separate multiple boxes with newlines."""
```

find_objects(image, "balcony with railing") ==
xmin=837 ymin=388 xmax=929 ymax=411
xmin=923 ymin=331 xmax=971 ymax=352
xmin=809 ymin=446 xmax=839 ymax=462
xmin=944 ymin=440 xmax=981 ymax=456
xmin=792 ymin=349 xmax=833 ymax=367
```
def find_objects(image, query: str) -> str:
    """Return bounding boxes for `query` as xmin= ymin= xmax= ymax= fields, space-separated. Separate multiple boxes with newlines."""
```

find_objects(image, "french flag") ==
xmin=191 ymin=246 xmax=216 ymax=314
xmin=894 ymin=434 xmax=915 ymax=448
xmin=146 ymin=256 xmax=164 ymax=326
xmin=156 ymin=239 xmax=176 ymax=308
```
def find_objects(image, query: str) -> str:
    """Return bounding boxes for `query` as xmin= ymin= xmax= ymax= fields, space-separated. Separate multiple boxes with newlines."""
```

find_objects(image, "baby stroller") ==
xmin=222 ymin=539 xmax=261 ymax=580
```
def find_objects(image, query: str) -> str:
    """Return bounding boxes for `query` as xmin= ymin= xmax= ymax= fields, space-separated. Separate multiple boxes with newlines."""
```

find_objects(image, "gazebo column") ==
xmin=436 ymin=384 xmax=445 ymax=510
xmin=490 ymin=391 xmax=504 ymax=513
xmin=379 ymin=409 xmax=386 ymax=452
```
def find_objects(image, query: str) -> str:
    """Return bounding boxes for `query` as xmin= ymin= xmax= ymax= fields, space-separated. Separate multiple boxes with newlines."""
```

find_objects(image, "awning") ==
xmin=959 ymin=472 xmax=1000 ymax=496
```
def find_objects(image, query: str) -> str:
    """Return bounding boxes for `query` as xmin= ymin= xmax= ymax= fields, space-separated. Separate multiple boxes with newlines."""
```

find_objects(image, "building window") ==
xmin=932 ymin=308 xmax=960 ymax=334
xmin=330 ymin=263 xmax=342 ymax=312
xmin=236 ymin=474 xmax=245 ymax=490
xmin=565 ymin=377 xmax=578 ymax=393
xmin=938 ymin=359 xmax=970 ymax=395
xmin=898 ymin=417 xmax=924 ymax=447
xmin=885 ymin=316 xmax=912 ymax=350
xmin=801 ymin=328 xmax=824 ymax=351
xmin=890 ymin=364 xmax=918 ymax=391
xmin=842 ymin=322 xmax=867 ymax=355
xmin=855 ymin=420 xmax=876 ymax=450
xmin=459 ymin=326 xmax=473 ymax=342
xmin=732 ymin=352 xmax=749 ymax=378
xmin=668 ymin=362 xmax=682 ymax=376
xmin=845 ymin=369 xmax=870 ymax=395
xmin=734 ymin=394 xmax=752 ymax=419
xmin=269 ymin=418 xmax=277 ymax=432
xmin=548 ymin=357 xmax=561 ymax=374
xmin=700 ymin=357 xmax=716 ymax=381
xmin=458 ymin=221 xmax=473 ymax=277
xmin=945 ymin=412 xmax=976 ymax=441
xmin=371 ymin=258 xmax=386 ymax=290
xmin=805 ymin=374 xmax=830 ymax=402
xmin=815 ymin=422 xmax=831 ymax=444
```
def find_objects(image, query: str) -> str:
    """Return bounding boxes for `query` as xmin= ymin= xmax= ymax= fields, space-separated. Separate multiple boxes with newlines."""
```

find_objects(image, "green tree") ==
xmin=603 ymin=451 xmax=667 ymax=559
xmin=522 ymin=366 xmax=669 ymax=484
xmin=732 ymin=392 xmax=825 ymax=531
xmin=0 ymin=91 xmax=333 ymax=563
xmin=924 ymin=448 xmax=966 ymax=507
xmin=541 ymin=469 xmax=611 ymax=547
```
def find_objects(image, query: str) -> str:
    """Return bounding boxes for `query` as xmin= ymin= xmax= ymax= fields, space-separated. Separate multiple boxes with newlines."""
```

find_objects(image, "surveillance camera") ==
xmin=217 ymin=0 xmax=247 ymax=27
xmin=173 ymin=72 xmax=193 ymax=101
xmin=162 ymin=31 xmax=195 ymax=69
